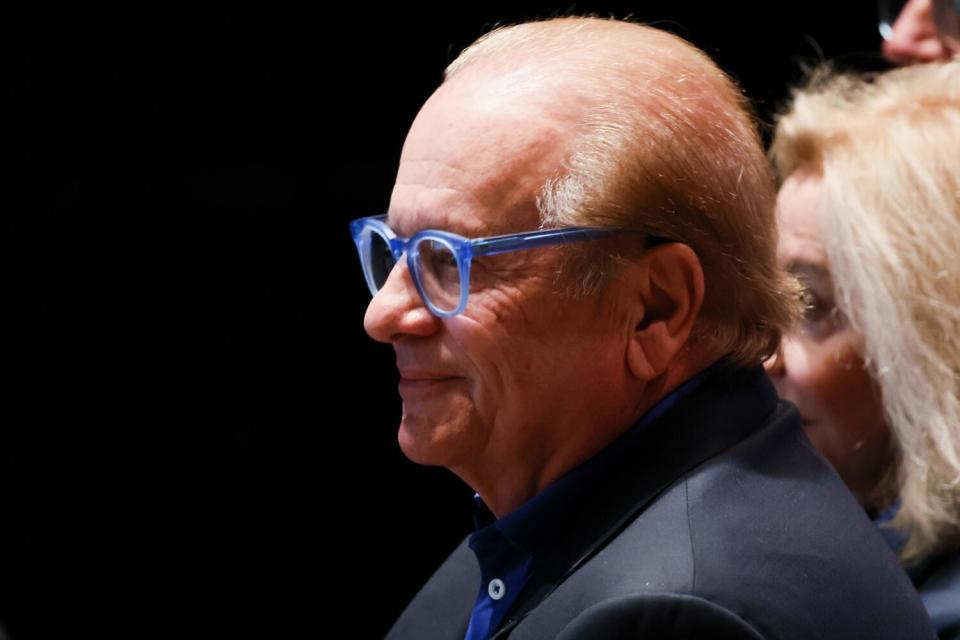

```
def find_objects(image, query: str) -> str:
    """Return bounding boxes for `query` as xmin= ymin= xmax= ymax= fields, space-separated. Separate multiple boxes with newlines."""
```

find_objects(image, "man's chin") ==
xmin=397 ymin=389 xmax=477 ymax=464
xmin=397 ymin=414 xmax=468 ymax=467
xmin=396 ymin=416 xmax=437 ymax=466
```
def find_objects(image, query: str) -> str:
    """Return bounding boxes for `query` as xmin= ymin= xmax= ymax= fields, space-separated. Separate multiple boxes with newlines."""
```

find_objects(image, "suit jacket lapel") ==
xmin=491 ymin=366 xmax=778 ymax=639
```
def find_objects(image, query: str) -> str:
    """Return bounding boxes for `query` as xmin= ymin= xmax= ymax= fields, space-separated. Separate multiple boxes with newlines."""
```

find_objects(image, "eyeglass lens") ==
xmin=365 ymin=232 xmax=462 ymax=313
xmin=416 ymin=238 xmax=461 ymax=313
xmin=367 ymin=231 xmax=398 ymax=292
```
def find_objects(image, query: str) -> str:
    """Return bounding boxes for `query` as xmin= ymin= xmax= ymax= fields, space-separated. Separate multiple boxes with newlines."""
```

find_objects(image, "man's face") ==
xmin=363 ymin=69 xmax=631 ymax=479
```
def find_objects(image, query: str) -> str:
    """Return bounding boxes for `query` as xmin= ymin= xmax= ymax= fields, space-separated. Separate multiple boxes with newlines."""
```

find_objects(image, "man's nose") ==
xmin=364 ymin=259 xmax=442 ymax=344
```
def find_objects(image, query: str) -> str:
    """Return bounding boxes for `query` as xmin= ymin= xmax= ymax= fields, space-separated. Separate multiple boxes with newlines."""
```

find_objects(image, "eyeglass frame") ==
xmin=350 ymin=214 xmax=620 ymax=318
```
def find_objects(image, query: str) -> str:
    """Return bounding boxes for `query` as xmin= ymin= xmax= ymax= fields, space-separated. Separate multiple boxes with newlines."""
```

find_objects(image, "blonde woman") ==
xmin=767 ymin=60 xmax=960 ymax=638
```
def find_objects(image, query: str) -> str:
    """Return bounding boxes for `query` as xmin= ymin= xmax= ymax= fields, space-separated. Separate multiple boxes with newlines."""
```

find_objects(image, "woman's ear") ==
xmin=624 ymin=243 xmax=705 ymax=382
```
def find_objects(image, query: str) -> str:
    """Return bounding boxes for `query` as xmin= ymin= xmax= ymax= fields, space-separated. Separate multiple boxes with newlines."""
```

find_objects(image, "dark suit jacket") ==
xmin=386 ymin=366 xmax=935 ymax=639
xmin=915 ymin=550 xmax=960 ymax=639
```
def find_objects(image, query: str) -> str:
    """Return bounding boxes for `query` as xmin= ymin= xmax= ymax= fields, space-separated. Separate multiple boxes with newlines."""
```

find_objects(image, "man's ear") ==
xmin=624 ymin=243 xmax=705 ymax=382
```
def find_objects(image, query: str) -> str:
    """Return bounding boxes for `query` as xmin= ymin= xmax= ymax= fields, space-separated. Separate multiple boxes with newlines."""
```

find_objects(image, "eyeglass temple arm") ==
xmin=470 ymin=228 xmax=615 ymax=257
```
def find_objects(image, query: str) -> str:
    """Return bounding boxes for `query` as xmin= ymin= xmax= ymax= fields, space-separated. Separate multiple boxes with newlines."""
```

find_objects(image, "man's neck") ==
xmin=456 ymin=351 xmax=724 ymax=518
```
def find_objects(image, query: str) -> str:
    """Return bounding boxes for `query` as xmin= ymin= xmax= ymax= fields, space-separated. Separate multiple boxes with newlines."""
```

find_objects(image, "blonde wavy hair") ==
xmin=444 ymin=17 xmax=802 ymax=366
xmin=771 ymin=60 xmax=960 ymax=560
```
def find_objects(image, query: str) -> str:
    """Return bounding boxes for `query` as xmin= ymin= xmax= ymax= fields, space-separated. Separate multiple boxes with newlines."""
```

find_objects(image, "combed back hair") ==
xmin=444 ymin=17 xmax=802 ymax=366
xmin=771 ymin=60 xmax=960 ymax=560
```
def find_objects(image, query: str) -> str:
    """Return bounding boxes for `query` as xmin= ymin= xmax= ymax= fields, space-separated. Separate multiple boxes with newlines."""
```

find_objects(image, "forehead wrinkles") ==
xmin=390 ymin=163 xmax=485 ymax=236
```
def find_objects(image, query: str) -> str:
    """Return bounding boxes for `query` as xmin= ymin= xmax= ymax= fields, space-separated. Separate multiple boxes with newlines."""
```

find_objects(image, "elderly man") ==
xmin=351 ymin=17 xmax=935 ymax=640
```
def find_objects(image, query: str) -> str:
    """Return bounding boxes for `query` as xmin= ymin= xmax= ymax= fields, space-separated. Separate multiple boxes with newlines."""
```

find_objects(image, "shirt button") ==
xmin=488 ymin=578 xmax=506 ymax=601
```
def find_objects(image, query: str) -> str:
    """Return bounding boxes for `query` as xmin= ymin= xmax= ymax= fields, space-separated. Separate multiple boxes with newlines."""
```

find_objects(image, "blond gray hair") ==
xmin=445 ymin=17 xmax=802 ymax=366
xmin=772 ymin=60 xmax=960 ymax=560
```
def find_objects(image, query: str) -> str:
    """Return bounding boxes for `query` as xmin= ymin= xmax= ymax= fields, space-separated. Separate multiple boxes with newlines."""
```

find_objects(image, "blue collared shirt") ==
xmin=463 ymin=363 xmax=717 ymax=640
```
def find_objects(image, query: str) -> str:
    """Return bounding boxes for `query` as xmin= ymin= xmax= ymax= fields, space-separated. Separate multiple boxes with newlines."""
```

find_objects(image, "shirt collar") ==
xmin=473 ymin=358 xmax=725 ymax=560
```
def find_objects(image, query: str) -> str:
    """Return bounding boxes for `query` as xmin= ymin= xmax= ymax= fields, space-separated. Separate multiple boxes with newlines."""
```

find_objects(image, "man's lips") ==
xmin=397 ymin=369 xmax=464 ymax=387
xmin=399 ymin=369 xmax=463 ymax=382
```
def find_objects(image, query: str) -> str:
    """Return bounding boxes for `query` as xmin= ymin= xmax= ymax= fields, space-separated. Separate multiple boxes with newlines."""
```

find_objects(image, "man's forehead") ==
xmin=404 ymin=67 xmax=581 ymax=162
xmin=387 ymin=67 xmax=579 ymax=237
xmin=433 ymin=64 xmax=580 ymax=117
xmin=386 ymin=181 xmax=493 ymax=238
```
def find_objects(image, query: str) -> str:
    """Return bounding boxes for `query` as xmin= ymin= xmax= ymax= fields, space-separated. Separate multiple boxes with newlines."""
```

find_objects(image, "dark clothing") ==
xmin=875 ymin=503 xmax=960 ymax=638
xmin=387 ymin=365 xmax=936 ymax=639
xmin=912 ymin=551 xmax=960 ymax=639
xmin=465 ymin=504 xmax=533 ymax=640
xmin=464 ymin=366 xmax=715 ymax=639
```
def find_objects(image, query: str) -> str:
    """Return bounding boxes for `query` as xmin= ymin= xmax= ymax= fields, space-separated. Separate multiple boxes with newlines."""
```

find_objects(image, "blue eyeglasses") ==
xmin=350 ymin=215 xmax=617 ymax=317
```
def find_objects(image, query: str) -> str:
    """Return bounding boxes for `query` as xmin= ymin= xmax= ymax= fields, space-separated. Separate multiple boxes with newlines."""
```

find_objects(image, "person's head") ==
xmin=358 ymin=17 xmax=799 ymax=516
xmin=769 ymin=60 xmax=960 ymax=559
xmin=880 ymin=0 xmax=960 ymax=65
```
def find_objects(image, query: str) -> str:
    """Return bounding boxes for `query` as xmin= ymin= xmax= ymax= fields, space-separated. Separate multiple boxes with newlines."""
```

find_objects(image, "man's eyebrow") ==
xmin=385 ymin=215 xmax=417 ymax=237
xmin=387 ymin=220 xmax=428 ymax=238
xmin=385 ymin=216 xmax=491 ymax=239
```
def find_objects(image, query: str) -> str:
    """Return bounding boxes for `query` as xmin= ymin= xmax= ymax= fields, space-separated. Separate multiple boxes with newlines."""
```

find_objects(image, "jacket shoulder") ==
xmin=552 ymin=592 xmax=766 ymax=640
xmin=512 ymin=402 xmax=936 ymax=640
xmin=385 ymin=537 xmax=476 ymax=640
xmin=917 ymin=550 xmax=960 ymax=639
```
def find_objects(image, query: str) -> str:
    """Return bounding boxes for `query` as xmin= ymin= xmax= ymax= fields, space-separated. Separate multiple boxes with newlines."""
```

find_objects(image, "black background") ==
xmin=7 ymin=2 xmax=888 ymax=637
